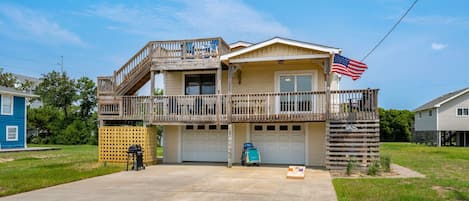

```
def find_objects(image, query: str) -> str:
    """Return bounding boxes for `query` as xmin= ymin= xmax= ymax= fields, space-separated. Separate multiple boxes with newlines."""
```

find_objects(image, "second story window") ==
xmin=418 ymin=112 xmax=422 ymax=118
xmin=457 ymin=108 xmax=469 ymax=117
xmin=1 ymin=95 xmax=13 ymax=115
xmin=429 ymin=110 xmax=432 ymax=116
xmin=185 ymin=74 xmax=215 ymax=95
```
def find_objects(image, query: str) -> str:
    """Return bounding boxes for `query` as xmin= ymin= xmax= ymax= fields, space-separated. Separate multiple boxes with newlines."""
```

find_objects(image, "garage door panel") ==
xmin=252 ymin=125 xmax=305 ymax=165
xmin=182 ymin=129 xmax=227 ymax=162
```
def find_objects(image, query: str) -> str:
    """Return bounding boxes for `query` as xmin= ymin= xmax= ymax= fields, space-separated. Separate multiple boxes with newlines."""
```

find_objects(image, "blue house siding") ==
xmin=0 ymin=95 xmax=26 ymax=149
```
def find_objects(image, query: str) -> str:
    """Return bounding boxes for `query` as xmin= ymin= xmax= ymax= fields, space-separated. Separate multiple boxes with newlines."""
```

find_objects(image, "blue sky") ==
xmin=0 ymin=0 xmax=468 ymax=110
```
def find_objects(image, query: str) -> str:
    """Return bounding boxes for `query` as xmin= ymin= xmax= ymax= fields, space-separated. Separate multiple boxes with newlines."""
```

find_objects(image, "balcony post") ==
xmin=216 ymin=64 xmax=222 ymax=124
xmin=325 ymin=54 xmax=333 ymax=120
xmin=150 ymin=70 xmax=155 ymax=121
xmin=227 ymin=64 xmax=234 ymax=168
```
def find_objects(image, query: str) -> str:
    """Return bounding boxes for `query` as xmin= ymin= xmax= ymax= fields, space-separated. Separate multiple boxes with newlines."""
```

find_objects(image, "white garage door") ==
xmin=252 ymin=124 xmax=305 ymax=165
xmin=182 ymin=125 xmax=228 ymax=162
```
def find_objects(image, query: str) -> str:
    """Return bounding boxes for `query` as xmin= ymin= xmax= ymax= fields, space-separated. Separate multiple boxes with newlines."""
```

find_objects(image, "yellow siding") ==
xmin=308 ymin=122 xmax=326 ymax=166
xmin=234 ymin=123 xmax=247 ymax=163
xmin=163 ymin=125 xmax=180 ymax=163
xmin=232 ymin=43 xmax=325 ymax=60
xmin=164 ymin=71 xmax=182 ymax=95
xmin=99 ymin=126 xmax=157 ymax=164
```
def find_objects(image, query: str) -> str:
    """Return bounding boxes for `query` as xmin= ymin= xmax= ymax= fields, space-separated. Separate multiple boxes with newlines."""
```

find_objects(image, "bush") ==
xmin=346 ymin=158 xmax=356 ymax=176
xmin=367 ymin=161 xmax=379 ymax=176
xmin=380 ymin=155 xmax=391 ymax=172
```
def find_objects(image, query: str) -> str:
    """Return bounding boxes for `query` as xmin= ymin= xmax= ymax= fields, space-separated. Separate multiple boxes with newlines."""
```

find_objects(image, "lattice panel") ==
xmin=99 ymin=126 xmax=157 ymax=164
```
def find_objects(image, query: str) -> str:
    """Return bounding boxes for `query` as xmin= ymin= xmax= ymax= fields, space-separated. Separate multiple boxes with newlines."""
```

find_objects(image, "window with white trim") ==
xmin=278 ymin=73 xmax=313 ymax=112
xmin=6 ymin=126 xmax=18 ymax=141
xmin=429 ymin=110 xmax=432 ymax=116
xmin=1 ymin=95 xmax=13 ymax=115
xmin=457 ymin=107 xmax=469 ymax=117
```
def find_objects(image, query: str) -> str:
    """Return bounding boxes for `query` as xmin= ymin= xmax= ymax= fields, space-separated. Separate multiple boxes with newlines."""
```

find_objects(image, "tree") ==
xmin=154 ymin=88 xmax=164 ymax=96
xmin=0 ymin=68 xmax=17 ymax=88
xmin=76 ymin=77 xmax=97 ymax=119
xmin=379 ymin=108 xmax=414 ymax=142
xmin=35 ymin=71 xmax=76 ymax=118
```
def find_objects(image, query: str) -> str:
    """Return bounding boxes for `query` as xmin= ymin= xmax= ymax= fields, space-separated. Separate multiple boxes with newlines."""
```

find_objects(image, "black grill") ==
xmin=126 ymin=144 xmax=145 ymax=171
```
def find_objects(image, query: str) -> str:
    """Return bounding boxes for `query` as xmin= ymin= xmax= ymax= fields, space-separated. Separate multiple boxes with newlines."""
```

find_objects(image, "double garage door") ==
xmin=182 ymin=125 xmax=227 ymax=162
xmin=181 ymin=124 xmax=305 ymax=164
xmin=252 ymin=124 xmax=305 ymax=165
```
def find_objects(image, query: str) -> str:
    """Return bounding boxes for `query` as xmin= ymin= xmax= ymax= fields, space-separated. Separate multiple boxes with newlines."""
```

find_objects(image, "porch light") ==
xmin=284 ymin=77 xmax=291 ymax=82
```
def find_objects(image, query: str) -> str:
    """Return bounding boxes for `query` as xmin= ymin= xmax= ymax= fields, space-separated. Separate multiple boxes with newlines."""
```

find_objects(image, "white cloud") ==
xmin=83 ymin=0 xmax=290 ymax=42
xmin=0 ymin=4 xmax=86 ymax=46
xmin=431 ymin=43 xmax=447 ymax=51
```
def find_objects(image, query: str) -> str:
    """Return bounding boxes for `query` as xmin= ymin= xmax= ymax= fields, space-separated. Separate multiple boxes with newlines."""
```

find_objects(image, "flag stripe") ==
xmin=331 ymin=54 xmax=368 ymax=80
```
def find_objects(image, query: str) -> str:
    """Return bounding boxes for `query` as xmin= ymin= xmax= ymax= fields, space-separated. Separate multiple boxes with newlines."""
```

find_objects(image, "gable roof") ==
xmin=414 ymin=87 xmax=469 ymax=112
xmin=221 ymin=37 xmax=341 ymax=61
xmin=229 ymin=41 xmax=253 ymax=49
xmin=0 ymin=86 xmax=38 ymax=98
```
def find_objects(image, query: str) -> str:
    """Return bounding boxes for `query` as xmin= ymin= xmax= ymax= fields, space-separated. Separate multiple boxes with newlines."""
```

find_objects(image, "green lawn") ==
xmin=333 ymin=143 xmax=469 ymax=201
xmin=0 ymin=145 xmax=124 ymax=197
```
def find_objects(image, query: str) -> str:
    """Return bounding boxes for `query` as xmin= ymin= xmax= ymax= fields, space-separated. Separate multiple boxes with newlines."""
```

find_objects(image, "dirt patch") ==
xmin=32 ymin=154 xmax=68 ymax=159
xmin=331 ymin=164 xmax=425 ymax=178
xmin=72 ymin=162 xmax=102 ymax=171
xmin=432 ymin=185 xmax=454 ymax=197
xmin=0 ymin=158 xmax=14 ymax=163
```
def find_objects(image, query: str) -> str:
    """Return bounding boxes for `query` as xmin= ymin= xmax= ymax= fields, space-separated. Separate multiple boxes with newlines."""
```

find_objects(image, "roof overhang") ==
xmin=0 ymin=88 xmax=39 ymax=98
xmin=229 ymin=41 xmax=253 ymax=49
xmin=221 ymin=37 xmax=341 ymax=61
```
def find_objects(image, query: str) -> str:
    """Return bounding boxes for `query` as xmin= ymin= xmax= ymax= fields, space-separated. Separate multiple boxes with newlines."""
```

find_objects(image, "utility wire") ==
xmin=361 ymin=0 xmax=418 ymax=62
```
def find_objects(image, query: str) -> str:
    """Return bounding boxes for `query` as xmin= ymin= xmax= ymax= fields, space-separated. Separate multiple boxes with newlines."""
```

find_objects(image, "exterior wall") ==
xmin=438 ymin=92 xmax=469 ymax=131
xmin=234 ymin=123 xmax=247 ymax=164
xmin=0 ymin=95 xmax=26 ymax=149
xmin=164 ymin=60 xmax=326 ymax=96
xmin=163 ymin=125 xmax=180 ymax=163
xmin=414 ymin=108 xmax=437 ymax=131
xmin=307 ymin=122 xmax=326 ymax=166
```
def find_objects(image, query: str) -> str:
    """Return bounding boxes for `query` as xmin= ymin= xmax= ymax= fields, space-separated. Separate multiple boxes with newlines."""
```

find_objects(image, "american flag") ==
xmin=332 ymin=54 xmax=368 ymax=80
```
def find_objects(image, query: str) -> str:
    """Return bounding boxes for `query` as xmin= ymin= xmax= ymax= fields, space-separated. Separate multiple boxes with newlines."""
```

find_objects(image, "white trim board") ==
xmin=221 ymin=37 xmax=341 ymax=61
xmin=229 ymin=54 xmax=330 ymax=63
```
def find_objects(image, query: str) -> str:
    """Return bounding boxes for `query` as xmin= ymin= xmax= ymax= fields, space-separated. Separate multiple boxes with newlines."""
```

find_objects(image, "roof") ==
xmin=414 ymin=87 xmax=469 ymax=112
xmin=229 ymin=41 xmax=253 ymax=49
xmin=0 ymin=86 xmax=39 ymax=98
xmin=221 ymin=37 xmax=342 ymax=61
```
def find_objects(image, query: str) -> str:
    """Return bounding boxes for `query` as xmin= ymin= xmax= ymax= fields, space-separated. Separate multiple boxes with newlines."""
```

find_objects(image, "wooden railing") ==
xmin=104 ymin=38 xmax=230 ymax=95
xmin=97 ymin=76 xmax=113 ymax=95
xmin=98 ymin=89 xmax=379 ymax=123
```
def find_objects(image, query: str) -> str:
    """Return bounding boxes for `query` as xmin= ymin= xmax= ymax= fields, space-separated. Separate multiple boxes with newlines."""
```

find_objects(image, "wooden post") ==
xmin=216 ymin=65 xmax=222 ymax=124
xmin=437 ymin=131 xmax=441 ymax=147
xmin=227 ymin=64 xmax=234 ymax=168
xmin=325 ymin=54 xmax=333 ymax=120
xmin=150 ymin=71 xmax=155 ymax=122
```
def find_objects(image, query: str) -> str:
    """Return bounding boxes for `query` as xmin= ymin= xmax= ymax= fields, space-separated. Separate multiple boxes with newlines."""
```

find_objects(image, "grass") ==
xmin=0 ymin=145 xmax=125 ymax=197
xmin=333 ymin=143 xmax=469 ymax=201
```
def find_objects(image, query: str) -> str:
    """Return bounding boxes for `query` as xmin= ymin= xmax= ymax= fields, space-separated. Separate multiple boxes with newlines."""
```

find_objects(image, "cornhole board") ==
xmin=286 ymin=166 xmax=305 ymax=179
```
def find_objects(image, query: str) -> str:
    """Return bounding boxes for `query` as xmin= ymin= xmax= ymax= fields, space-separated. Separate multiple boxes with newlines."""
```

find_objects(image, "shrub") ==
xmin=346 ymin=158 xmax=356 ymax=176
xmin=367 ymin=160 xmax=379 ymax=176
xmin=380 ymin=155 xmax=391 ymax=172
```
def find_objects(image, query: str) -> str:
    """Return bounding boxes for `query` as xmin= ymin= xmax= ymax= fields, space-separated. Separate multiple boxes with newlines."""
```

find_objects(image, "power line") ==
xmin=361 ymin=0 xmax=418 ymax=62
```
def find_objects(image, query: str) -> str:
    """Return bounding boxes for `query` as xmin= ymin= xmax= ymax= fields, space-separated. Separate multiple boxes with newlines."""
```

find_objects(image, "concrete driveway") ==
xmin=0 ymin=165 xmax=337 ymax=201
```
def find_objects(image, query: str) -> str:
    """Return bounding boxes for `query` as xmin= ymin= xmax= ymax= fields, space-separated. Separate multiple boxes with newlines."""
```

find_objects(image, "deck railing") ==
xmin=98 ymin=89 xmax=379 ymax=122
xmin=97 ymin=76 xmax=113 ymax=94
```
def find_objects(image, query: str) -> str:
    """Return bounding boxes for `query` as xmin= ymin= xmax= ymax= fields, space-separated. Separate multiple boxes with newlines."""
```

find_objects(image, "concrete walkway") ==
xmin=0 ymin=165 xmax=337 ymax=201
xmin=0 ymin=147 xmax=60 ymax=153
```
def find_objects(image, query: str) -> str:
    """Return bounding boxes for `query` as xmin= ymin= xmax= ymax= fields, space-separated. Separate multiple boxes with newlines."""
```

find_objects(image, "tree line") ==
xmin=0 ymin=68 xmax=98 ymax=145
xmin=379 ymin=108 xmax=414 ymax=142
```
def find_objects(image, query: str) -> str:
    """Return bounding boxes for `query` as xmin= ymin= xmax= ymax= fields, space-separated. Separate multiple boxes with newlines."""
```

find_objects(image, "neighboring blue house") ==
xmin=0 ymin=86 xmax=37 ymax=149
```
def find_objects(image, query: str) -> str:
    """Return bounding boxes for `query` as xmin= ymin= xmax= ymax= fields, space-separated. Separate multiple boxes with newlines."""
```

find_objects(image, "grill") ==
xmin=126 ymin=144 xmax=145 ymax=171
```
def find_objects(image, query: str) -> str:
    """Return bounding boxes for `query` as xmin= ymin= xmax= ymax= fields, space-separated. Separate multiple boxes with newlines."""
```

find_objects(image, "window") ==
xmin=292 ymin=125 xmax=302 ymax=131
xmin=278 ymin=73 xmax=313 ymax=112
xmin=208 ymin=125 xmax=217 ymax=130
xmin=418 ymin=112 xmax=422 ymax=118
xmin=279 ymin=125 xmax=289 ymax=131
xmin=254 ymin=125 xmax=263 ymax=131
xmin=429 ymin=110 xmax=432 ymax=116
xmin=220 ymin=125 xmax=228 ymax=130
xmin=184 ymin=74 xmax=215 ymax=95
xmin=6 ymin=126 xmax=18 ymax=141
xmin=1 ymin=95 xmax=13 ymax=115
xmin=266 ymin=125 xmax=276 ymax=131
xmin=457 ymin=108 xmax=469 ymax=117
xmin=197 ymin=125 xmax=205 ymax=130
xmin=185 ymin=125 xmax=194 ymax=130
